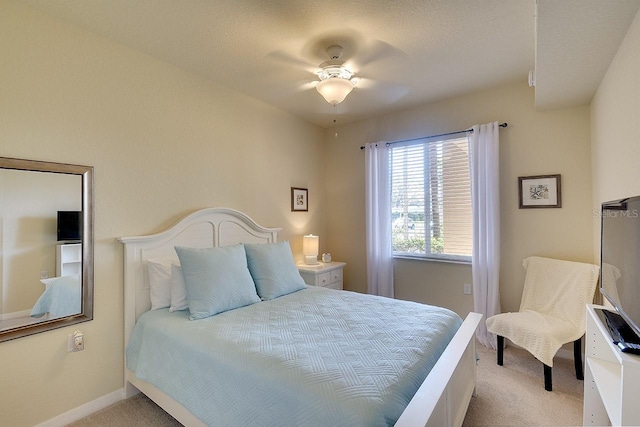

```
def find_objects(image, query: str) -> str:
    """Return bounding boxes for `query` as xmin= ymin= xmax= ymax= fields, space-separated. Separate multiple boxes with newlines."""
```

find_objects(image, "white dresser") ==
xmin=297 ymin=262 xmax=345 ymax=290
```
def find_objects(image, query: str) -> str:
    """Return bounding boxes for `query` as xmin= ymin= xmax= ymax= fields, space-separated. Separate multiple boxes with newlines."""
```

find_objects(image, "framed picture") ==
xmin=518 ymin=174 xmax=561 ymax=208
xmin=291 ymin=187 xmax=308 ymax=212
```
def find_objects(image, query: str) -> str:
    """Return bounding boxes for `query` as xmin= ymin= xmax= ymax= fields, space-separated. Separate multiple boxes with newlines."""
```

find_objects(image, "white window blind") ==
xmin=390 ymin=136 xmax=472 ymax=261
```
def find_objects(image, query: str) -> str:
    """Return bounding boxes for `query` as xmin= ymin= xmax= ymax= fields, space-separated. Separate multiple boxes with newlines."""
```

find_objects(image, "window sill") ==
xmin=393 ymin=254 xmax=472 ymax=265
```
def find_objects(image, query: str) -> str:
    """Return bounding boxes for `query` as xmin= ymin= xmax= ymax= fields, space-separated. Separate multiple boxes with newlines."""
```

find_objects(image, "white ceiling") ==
xmin=24 ymin=0 xmax=640 ymax=128
xmin=535 ymin=0 xmax=640 ymax=109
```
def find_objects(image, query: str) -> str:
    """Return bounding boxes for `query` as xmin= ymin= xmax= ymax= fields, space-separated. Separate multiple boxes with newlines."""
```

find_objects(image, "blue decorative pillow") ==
xmin=244 ymin=241 xmax=307 ymax=300
xmin=174 ymin=244 xmax=261 ymax=320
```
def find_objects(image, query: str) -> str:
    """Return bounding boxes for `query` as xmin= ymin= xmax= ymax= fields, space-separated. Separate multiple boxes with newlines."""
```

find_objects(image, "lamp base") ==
xmin=304 ymin=255 xmax=319 ymax=265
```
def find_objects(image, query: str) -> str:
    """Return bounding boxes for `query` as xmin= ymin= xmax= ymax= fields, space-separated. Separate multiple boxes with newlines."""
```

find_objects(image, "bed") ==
xmin=30 ymin=275 xmax=81 ymax=319
xmin=119 ymin=208 xmax=482 ymax=427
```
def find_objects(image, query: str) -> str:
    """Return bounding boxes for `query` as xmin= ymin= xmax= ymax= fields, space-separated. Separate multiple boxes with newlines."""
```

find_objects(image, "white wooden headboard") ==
xmin=118 ymin=208 xmax=280 ymax=349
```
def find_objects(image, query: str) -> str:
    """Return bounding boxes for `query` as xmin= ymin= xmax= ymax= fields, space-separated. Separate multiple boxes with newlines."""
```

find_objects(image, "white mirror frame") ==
xmin=0 ymin=157 xmax=94 ymax=342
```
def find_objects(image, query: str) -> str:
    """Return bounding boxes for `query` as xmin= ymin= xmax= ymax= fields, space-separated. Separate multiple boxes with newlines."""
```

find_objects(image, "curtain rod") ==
xmin=359 ymin=122 xmax=508 ymax=150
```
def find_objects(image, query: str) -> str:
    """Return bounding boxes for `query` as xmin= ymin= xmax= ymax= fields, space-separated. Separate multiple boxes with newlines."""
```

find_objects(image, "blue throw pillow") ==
xmin=244 ymin=241 xmax=307 ymax=300
xmin=174 ymin=244 xmax=261 ymax=320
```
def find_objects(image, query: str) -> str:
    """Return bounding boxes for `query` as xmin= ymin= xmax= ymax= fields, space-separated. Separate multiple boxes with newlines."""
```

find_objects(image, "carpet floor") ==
xmin=68 ymin=344 xmax=584 ymax=426
xmin=463 ymin=344 xmax=583 ymax=426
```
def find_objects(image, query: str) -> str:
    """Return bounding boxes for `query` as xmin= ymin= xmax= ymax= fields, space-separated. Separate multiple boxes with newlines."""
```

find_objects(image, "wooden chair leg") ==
xmin=574 ymin=337 xmax=584 ymax=380
xmin=497 ymin=335 xmax=504 ymax=366
xmin=544 ymin=364 xmax=552 ymax=391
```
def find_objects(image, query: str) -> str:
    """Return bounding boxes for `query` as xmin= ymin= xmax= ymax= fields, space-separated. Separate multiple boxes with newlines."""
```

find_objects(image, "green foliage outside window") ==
xmin=392 ymin=229 xmax=444 ymax=254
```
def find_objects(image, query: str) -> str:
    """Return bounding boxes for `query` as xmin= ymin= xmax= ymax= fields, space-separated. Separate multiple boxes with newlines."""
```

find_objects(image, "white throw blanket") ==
xmin=486 ymin=256 xmax=599 ymax=366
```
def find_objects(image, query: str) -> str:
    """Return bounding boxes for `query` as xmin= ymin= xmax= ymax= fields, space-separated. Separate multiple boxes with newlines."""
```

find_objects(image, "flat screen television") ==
xmin=600 ymin=196 xmax=640 ymax=350
xmin=57 ymin=210 xmax=82 ymax=242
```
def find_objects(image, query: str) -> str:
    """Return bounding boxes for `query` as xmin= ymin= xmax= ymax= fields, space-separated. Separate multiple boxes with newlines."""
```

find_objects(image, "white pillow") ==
xmin=147 ymin=257 xmax=179 ymax=310
xmin=169 ymin=263 xmax=189 ymax=312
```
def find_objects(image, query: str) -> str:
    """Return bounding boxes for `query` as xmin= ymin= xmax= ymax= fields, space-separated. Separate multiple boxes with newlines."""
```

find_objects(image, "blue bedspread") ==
xmin=30 ymin=275 xmax=81 ymax=318
xmin=127 ymin=286 xmax=462 ymax=426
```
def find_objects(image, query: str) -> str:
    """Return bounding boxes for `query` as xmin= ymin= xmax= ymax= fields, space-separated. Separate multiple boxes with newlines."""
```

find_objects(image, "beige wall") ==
xmin=591 ymin=9 xmax=640 ymax=256
xmin=0 ymin=2 xmax=325 ymax=425
xmin=325 ymin=81 xmax=594 ymax=318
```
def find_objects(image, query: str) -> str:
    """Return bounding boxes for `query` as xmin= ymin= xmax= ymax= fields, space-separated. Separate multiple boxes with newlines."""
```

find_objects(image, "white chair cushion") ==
xmin=486 ymin=310 xmax=576 ymax=366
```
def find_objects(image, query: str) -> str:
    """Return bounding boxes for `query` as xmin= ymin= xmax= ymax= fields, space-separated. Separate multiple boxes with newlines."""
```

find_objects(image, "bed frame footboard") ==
xmin=395 ymin=312 xmax=483 ymax=427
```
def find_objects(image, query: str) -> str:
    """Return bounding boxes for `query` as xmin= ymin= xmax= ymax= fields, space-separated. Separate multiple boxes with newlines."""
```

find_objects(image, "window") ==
xmin=390 ymin=136 xmax=472 ymax=261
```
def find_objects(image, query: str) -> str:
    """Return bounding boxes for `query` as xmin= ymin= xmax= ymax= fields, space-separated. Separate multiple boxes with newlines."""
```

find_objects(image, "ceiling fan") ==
xmin=266 ymin=31 xmax=409 ymax=107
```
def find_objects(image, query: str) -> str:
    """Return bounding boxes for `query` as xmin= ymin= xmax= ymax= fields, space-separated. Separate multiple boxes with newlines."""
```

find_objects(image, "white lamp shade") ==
xmin=303 ymin=235 xmax=319 ymax=256
xmin=316 ymin=77 xmax=354 ymax=105
xmin=303 ymin=234 xmax=319 ymax=265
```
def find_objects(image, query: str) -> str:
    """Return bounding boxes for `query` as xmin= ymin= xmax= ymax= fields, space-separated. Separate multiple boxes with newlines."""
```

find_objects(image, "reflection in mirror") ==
xmin=0 ymin=157 xmax=93 ymax=342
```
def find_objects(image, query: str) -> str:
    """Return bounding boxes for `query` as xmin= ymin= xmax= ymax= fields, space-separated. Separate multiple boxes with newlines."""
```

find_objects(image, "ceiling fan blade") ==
xmin=351 ymin=39 xmax=409 ymax=71
xmin=265 ymin=50 xmax=317 ymax=73
xmin=351 ymin=77 xmax=376 ymax=89
xmin=353 ymin=77 xmax=410 ymax=104
xmin=268 ymin=79 xmax=318 ymax=100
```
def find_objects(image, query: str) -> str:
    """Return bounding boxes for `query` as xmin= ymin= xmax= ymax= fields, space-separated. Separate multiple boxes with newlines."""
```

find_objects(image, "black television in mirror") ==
xmin=600 ymin=196 xmax=640 ymax=350
xmin=57 ymin=210 xmax=82 ymax=242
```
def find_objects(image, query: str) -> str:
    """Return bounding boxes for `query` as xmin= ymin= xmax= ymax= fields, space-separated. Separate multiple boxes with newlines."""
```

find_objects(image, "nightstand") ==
xmin=297 ymin=261 xmax=346 ymax=290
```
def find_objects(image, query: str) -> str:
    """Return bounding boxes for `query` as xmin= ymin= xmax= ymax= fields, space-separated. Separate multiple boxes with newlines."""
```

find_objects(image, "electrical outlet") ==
xmin=464 ymin=283 xmax=472 ymax=295
xmin=40 ymin=270 xmax=48 ymax=279
xmin=68 ymin=330 xmax=84 ymax=352
xmin=74 ymin=331 xmax=84 ymax=351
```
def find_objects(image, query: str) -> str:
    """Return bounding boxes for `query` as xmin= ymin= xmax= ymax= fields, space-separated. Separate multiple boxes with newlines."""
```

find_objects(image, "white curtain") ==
xmin=469 ymin=122 xmax=501 ymax=348
xmin=364 ymin=142 xmax=394 ymax=298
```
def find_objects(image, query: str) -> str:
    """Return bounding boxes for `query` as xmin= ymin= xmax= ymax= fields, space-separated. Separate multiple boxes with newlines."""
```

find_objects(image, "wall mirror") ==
xmin=0 ymin=157 xmax=93 ymax=342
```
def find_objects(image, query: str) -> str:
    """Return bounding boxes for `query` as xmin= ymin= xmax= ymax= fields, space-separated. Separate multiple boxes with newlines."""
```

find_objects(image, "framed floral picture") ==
xmin=291 ymin=187 xmax=308 ymax=212
xmin=518 ymin=174 xmax=561 ymax=208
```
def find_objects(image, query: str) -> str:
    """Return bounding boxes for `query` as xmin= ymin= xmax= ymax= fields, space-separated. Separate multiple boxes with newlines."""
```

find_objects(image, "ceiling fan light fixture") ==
xmin=316 ymin=77 xmax=355 ymax=105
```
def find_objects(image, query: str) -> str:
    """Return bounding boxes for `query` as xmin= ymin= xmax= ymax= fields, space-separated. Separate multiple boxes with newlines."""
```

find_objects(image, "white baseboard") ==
xmin=34 ymin=388 xmax=124 ymax=427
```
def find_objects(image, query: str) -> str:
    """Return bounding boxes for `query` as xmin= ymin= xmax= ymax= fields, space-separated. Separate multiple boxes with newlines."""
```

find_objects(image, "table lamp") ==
xmin=303 ymin=234 xmax=319 ymax=265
